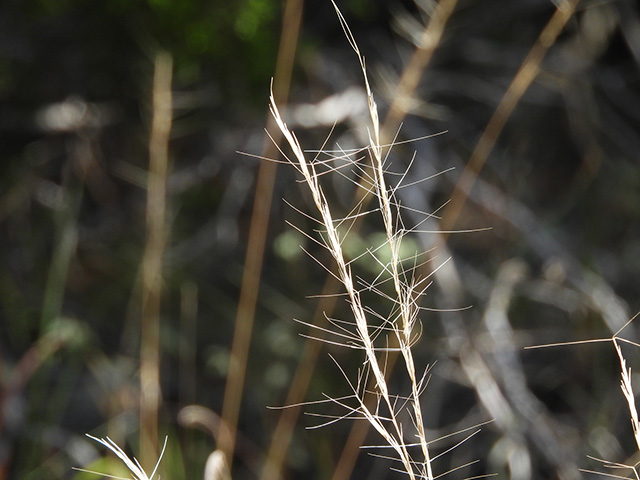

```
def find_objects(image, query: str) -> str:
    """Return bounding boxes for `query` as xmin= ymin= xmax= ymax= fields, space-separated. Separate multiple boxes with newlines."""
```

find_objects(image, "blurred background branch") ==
xmin=139 ymin=50 xmax=173 ymax=470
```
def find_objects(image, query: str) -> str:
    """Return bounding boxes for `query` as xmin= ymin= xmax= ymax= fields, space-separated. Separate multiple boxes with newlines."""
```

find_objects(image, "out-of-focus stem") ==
xmin=140 ymin=50 xmax=172 ymax=469
xmin=219 ymin=0 xmax=304 ymax=470
xmin=441 ymin=0 xmax=580 ymax=234
xmin=382 ymin=0 xmax=458 ymax=144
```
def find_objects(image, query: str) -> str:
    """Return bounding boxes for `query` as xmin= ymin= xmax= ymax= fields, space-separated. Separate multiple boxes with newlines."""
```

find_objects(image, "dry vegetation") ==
xmin=2 ymin=0 xmax=640 ymax=480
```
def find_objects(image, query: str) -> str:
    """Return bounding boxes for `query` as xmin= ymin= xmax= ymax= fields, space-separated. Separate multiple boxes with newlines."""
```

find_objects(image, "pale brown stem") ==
xmin=441 ymin=0 xmax=580 ymax=234
xmin=382 ymin=0 xmax=459 ymax=143
xmin=140 ymin=50 xmax=172 ymax=469
xmin=218 ymin=0 xmax=304 ymax=470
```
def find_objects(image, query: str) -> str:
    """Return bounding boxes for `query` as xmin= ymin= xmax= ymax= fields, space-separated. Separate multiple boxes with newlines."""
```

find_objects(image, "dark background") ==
xmin=1 ymin=0 xmax=640 ymax=479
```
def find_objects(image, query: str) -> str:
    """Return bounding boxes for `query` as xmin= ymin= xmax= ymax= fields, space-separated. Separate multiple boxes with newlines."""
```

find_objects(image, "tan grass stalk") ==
xmin=267 ymin=2 xmax=444 ymax=476
xmin=260 ymin=274 xmax=340 ymax=480
xmin=140 ymin=50 xmax=172 ymax=468
xmin=219 ymin=0 xmax=304 ymax=469
xmin=270 ymin=90 xmax=432 ymax=479
xmin=441 ymin=0 xmax=580 ymax=234
xmin=332 ymin=0 xmax=460 ymax=474
xmin=261 ymin=1 xmax=459 ymax=476
xmin=382 ymin=0 xmax=458 ymax=141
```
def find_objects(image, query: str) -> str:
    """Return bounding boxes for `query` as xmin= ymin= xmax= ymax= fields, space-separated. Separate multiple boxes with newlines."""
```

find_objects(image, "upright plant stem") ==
xmin=382 ymin=0 xmax=458 ymax=143
xmin=441 ymin=0 xmax=580 ymax=234
xmin=218 ymin=0 xmax=304 ymax=468
xmin=140 ymin=51 xmax=172 ymax=468
xmin=263 ymin=0 xmax=458 ymax=476
xmin=40 ymin=161 xmax=83 ymax=331
xmin=259 ymin=275 xmax=338 ymax=480
xmin=329 ymin=1 xmax=458 ymax=476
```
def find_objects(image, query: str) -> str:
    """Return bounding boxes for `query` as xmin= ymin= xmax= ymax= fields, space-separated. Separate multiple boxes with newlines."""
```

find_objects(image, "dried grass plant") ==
xmin=528 ymin=313 xmax=640 ymax=479
xmin=73 ymin=435 xmax=168 ymax=480
xmin=264 ymin=3 xmax=491 ymax=479
xmin=72 ymin=1 xmax=640 ymax=480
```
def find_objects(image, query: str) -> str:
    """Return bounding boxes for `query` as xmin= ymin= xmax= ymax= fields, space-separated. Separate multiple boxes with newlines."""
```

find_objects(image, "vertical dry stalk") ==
xmin=263 ymin=1 xmax=459 ymax=476
xmin=332 ymin=1 xmax=460 ymax=476
xmin=382 ymin=0 xmax=458 ymax=142
xmin=140 ymin=50 xmax=172 ymax=468
xmin=260 ymin=275 xmax=338 ymax=480
xmin=267 ymin=3 xmax=440 ymax=477
xmin=348 ymin=10 xmax=435 ymax=475
xmin=270 ymin=95 xmax=429 ymax=479
xmin=441 ymin=0 xmax=580 ymax=234
xmin=219 ymin=0 xmax=303 ymax=469
xmin=265 ymin=0 xmax=460 ymax=474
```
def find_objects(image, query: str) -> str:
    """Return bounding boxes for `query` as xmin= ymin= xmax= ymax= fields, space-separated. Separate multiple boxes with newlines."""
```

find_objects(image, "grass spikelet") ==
xmin=74 ymin=435 xmax=167 ymax=480
xmin=528 ymin=312 xmax=640 ymax=478
xmin=264 ymin=3 xmax=475 ymax=478
xmin=614 ymin=339 xmax=640 ymax=455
